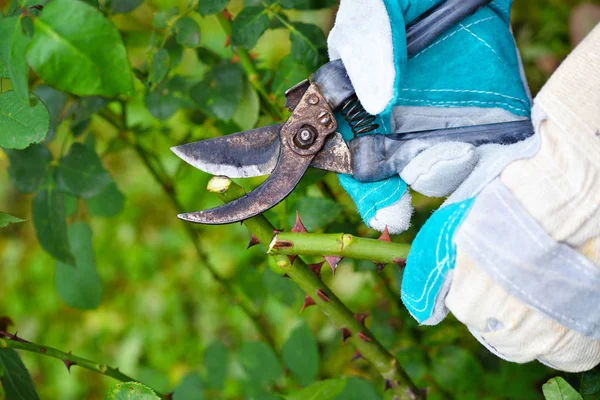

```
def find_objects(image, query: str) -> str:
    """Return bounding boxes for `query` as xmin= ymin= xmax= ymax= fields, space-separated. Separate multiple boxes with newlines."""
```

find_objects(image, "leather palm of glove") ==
xmin=329 ymin=0 xmax=600 ymax=372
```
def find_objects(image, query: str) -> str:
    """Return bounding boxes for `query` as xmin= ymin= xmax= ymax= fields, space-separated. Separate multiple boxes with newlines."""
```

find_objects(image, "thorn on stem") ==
xmin=291 ymin=212 xmax=308 ymax=233
xmin=324 ymin=256 xmax=342 ymax=274
xmin=246 ymin=234 xmax=260 ymax=249
xmin=62 ymin=359 xmax=76 ymax=373
xmin=393 ymin=258 xmax=407 ymax=270
xmin=300 ymin=296 xmax=315 ymax=313
xmin=308 ymin=261 xmax=324 ymax=278
xmin=224 ymin=35 xmax=231 ymax=47
xmin=287 ymin=255 xmax=297 ymax=264
xmin=351 ymin=350 xmax=363 ymax=361
xmin=340 ymin=327 xmax=351 ymax=343
xmin=378 ymin=226 xmax=392 ymax=242
xmin=282 ymin=274 xmax=290 ymax=279
xmin=384 ymin=379 xmax=394 ymax=391
xmin=354 ymin=313 xmax=369 ymax=326
xmin=358 ymin=332 xmax=372 ymax=342
xmin=222 ymin=9 xmax=233 ymax=20
xmin=316 ymin=289 xmax=330 ymax=302
xmin=375 ymin=263 xmax=386 ymax=275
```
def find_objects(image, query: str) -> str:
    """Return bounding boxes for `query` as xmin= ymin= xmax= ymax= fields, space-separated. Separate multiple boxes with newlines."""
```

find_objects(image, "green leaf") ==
xmin=105 ymin=382 xmax=160 ymax=400
xmin=204 ymin=341 xmax=228 ymax=390
xmin=174 ymin=17 xmax=201 ymax=48
xmin=280 ymin=0 xmax=337 ymax=9
xmin=86 ymin=183 xmax=124 ymax=217
xmin=144 ymin=90 xmax=185 ymax=121
xmin=288 ymin=197 xmax=342 ymax=231
xmin=197 ymin=0 xmax=229 ymax=16
xmin=32 ymin=188 xmax=75 ymax=265
xmin=0 ymin=16 xmax=31 ymax=104
xmin=232 ymin=80 xmax=259 ymax=131
xmin=0 ymin=212 xmax=25 ymax=228
xmin=289 ymin=22 xmax=327 ymax=70
xmin=153 ymin=7 xmax=178 ymax=29
xmin=581 ymin=367 xmax=600 ymax=395
xmin=26 ymin=0 xmax=134 ymax=97
xmin=431 ymin=346 xmax=483 ymax=394
xmin=150 ymin=48 xmax=170 ymax=86
xmin=55 ymin=222 xmax=103 ymax=310
xmin=238 ymin=342 xmax=282 ymax=385
xmin=7 ymin=143 xmax=52 ymax=193
xmin=111 ymin=0 xmax=143 ymax=14
xmin=81 ymin=0 xmax=99 ymax=7
xmin=282 ymin=324 xmax=319 ymax=386
xmin=271 ymin=55 xmax=309 ymax=99
xmin=332 ymin=378 xmax=381 ymax=400
xmin=190 ymin=64 xmax=243 ymax=121
xmin=0 ymin=348 xmax=40 ymax=400
xmin=55 ymin=143 xmax=112 ymax=198
xmin=231 ymin=6 xmax=270 ymax=49
xmin=285 ymin=379 xmax=347 ymax=400
xmin=0 ymin=91 xmax=49 ymax=149
xmin=34 ymin=85 xmax=68 ymax=142
xmin=173 ymin=373 xmax=204 ymax=400
xmin=543 ymin=377 xmax=583 ymax=400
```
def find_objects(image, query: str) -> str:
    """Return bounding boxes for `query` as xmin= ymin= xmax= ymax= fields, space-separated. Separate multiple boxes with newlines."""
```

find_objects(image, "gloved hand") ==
xmin=402 ymin=26 xmax=600 ymax=372
xmin=328 ymin=0 xmax=530 ymax=233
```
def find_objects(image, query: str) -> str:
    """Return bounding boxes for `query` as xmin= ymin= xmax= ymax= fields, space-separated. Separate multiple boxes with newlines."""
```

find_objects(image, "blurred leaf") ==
xmin=144 ymin=90 xmax=189 ymax=121
xmin=289 ymin=197 xmax=342 ymax=231
xmin=543 ymin=377 xmax=583 ymax=400
xmin=204 ymin=341 xmax=228 ymax=390
xmin=332 ymin=378 xmax=381 ymax=400
xmin=282 ymin=324 xmax=319 ymax=386
xmin=32 ymin=188 xmax=75 ymax=265
xmin=196 ymin=47 xmax=222 ymax=65
xmin=237 ymin=267 xmax=266 ymax=306
xmin=27 ymin=0 xmax=134 ymax=97
xmin=81 ymin=0 xmax=99 ymax=7
xmin=111 ymin=0 xmax=143 ymax=14
xmin=197 ymin=0 xmax=229 ymax=16
xmin=0 ymin=349 xmax=40 ymax=400
xmin=34 ymin=85 xmax=68 ymax=142
xmin=581 ymin=367 xmax=600 ymax=395
xmin=173 ymin=373 xmax=204 ymax=400
xmin=55 ymin=222 xmax=103 ymax=309
xmin=175 ymin=17 xmax=201 ymax=48
xmin=431 ymin=346 xmax=484 ymax=394
xmin=262 ymin=268 xmax=299 ymax=306
xmin=0 ymin=16 xmax=30 ymax=104
xmin=0 ymin=91 xmax=49 ymax=149
xmin=70 ymin=97 xmax=111 ymax=125
xmin=289 ymin=22 xmax=327 ymax=70
xmin=86 ymin=182 xmax=124 ymax=217
xmin=280 ymin=0 xmax=337 ymax=9
xmin=64 ymin=193 xmax=77 ymax=217
xmin=285 ymin=379 xmax=347 ymax=400
xmin=55 ymin=143 xmax=111 ymax=198
xmin=150 ymin=49 xmax=170 ymax=86
xmin=7 ymin=144 xmax=52 ymax=193
xmin=190 ymin=64 xmax=243 ymax=121
xmin=238 ymin=342 xmax=282 ymax=385
xmin=105 ymin=382 xmax=160 ymax=399
xmin=271 ymin=55 xmax=309 ymax=98
xmin=0 ymin=212 xmax=25 ymax=227
xmin=231 ymin=6 xmax=270 ymax=48
xmin=153 ymin=7 xmax=178 ymax=29
xmin=242 ymin=383 xmax=284 ymax=400
xmin=232 ymin=80 xmax=259 ymax=131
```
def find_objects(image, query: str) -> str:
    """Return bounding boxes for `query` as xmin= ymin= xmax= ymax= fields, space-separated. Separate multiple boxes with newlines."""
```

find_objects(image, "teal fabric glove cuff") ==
xmin=401 ymin=198 xmax=474 ymax=324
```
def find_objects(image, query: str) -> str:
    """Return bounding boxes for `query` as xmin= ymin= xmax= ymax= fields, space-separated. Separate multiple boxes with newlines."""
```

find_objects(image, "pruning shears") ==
xmin=171 ymin=0 xmax=534 ymax=225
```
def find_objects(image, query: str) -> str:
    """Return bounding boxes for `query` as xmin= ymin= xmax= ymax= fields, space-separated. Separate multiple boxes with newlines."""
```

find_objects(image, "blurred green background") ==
xmin=1 ymin=0 xmax=599 ymax=399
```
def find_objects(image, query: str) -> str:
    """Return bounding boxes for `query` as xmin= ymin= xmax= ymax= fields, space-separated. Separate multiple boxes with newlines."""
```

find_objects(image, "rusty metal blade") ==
xmin=170 ymin=124 xmax=283 ymax=178
xmin=177 ymin=144 xmax=314 ymax=225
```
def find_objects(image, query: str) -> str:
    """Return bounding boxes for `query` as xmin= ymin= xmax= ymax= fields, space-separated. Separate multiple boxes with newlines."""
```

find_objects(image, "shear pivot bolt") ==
xmin=294 ymin=126 xmax=317 ymax=149
xmin=318 ymin=111 xmax=331 ymax=125
xmin=308 ymin=95 xmax=319 ymax=105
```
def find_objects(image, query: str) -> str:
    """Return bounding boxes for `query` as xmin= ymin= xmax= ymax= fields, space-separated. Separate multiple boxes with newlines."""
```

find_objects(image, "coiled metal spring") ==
xmin=341 ymin=94 xmax=379 ymax=137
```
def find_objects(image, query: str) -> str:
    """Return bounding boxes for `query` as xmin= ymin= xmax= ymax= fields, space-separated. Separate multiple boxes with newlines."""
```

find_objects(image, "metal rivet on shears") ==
xmin=318 ymin=111 xmax=331 ymax=126
xmin=308 ymin=95 xmax=319 ymax=105
xmin=294 ymin=126 xmax=317 ymax=149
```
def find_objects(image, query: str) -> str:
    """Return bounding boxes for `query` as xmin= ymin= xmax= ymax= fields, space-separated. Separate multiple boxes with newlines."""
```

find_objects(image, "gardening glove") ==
xmin=401 ymin=25 xmax=600 ymax=372
xmin=328 ymin=0 xmax=530 ymax=233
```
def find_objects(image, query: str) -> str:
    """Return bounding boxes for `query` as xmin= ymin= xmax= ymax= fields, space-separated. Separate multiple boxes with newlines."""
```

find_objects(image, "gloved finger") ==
xmin=400 ymin=141 xmax=479 ymax=197
xmin=337 ymin=174 xmax=412 ymax=234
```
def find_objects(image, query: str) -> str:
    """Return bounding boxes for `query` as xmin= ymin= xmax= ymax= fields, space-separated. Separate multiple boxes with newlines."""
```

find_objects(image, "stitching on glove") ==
xmin=459 ymin=23 xmax=503 ymax=62
xmin=491 ymin=0 xmax=509 ymax=14
xmin=399 ymin=88 xmax=530 ymax=106
xmin=395 ymin=97 xmax=530 ymax=114
xmin=412 ymin=17 xmax=495 ymax=59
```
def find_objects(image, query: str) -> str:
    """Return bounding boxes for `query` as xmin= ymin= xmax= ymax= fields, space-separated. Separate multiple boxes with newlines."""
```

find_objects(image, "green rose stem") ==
xmin=98 ymin=107 xmax=280 ymax=358
xmin=268 ymin=232 xmax=410 ymax=265
xmin=210 ymin=176 xmax=424 ymax=400
xmin=0 ymin=332 xmax=165 ymax=398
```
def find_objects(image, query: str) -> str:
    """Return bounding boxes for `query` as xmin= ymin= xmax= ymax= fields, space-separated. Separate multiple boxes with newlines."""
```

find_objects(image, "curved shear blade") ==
xmin=177 ymin=143 xmax=314 ymax=225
